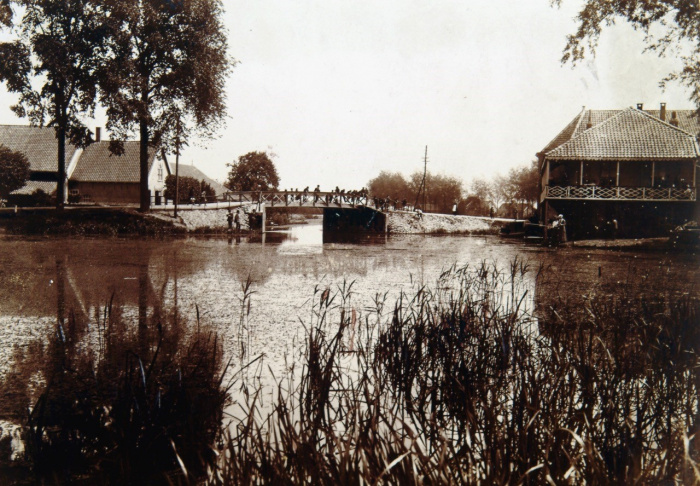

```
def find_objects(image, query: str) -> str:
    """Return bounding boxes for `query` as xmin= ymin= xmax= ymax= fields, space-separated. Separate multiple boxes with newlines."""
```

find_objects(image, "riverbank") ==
xmin=154 ymin=205 xmax=254 ymax=233
xmin=0 ymin=206 xmax=499 ymax=236
xmin=387 ymin=210 xmax=496 ymax=234
xmin=0 ymin=208 xmax=184 ymax=236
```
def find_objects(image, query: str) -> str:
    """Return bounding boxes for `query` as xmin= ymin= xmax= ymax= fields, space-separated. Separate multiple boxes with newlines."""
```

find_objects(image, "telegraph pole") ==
xmin=413 ymin=146 xmax=428 ymax=210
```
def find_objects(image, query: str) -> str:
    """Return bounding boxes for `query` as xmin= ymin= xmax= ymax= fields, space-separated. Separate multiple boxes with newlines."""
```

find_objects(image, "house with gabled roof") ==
xmin=537 ymin=104 xmax=699 ymax=239
xmin=171 ymin=163 xmax=227 ymax=196
xmin=0 ymin=125 xmax=81 ymax=201
xmin=68 ymin=138 xmax=169 ymax=205
xmin=0 ymin=124 xmax=173 ymax=205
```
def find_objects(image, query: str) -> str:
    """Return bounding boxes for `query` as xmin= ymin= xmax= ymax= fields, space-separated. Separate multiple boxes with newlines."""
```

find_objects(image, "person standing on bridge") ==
xmin=234 ymin=209 xmax=241 ymax=232
xmin=227 ymin=209 xmax=233 ymax=232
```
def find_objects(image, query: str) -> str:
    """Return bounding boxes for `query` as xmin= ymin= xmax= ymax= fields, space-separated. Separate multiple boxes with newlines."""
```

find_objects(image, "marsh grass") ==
xmin=210 ymin=259 xmax=700 ymax=485
xmin=0 ymin=257 xmax=697 ymax=484
xmin=0 ymin=300 xmax=230 ymax=484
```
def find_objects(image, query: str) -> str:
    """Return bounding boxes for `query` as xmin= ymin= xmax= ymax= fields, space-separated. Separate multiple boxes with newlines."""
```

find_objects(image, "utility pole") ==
xmin=414 ymin=146 xmax=428 ymax=210
xmin=174 ymin=116 xmax=180 ymax=219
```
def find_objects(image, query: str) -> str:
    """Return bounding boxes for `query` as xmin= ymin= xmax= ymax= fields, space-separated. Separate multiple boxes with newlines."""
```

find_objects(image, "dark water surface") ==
xmin=1 ymin=222 xmax=698 ymax=381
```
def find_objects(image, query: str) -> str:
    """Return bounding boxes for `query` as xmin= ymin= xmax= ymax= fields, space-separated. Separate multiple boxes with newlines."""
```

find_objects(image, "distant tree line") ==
xmin=367 ymin=159 xmax=540 ymax=217
xmin=467 ymin=160 xmax=540 ymax=218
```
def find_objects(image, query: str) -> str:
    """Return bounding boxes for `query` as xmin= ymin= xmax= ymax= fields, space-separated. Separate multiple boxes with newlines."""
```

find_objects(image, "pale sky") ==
xmin=0 ymin=0 xmax=694 ymax=191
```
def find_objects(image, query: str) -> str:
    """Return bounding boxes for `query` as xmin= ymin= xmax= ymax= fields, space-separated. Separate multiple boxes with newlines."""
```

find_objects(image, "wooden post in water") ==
xmin=261 ymin=204 xmax=266 ymax=233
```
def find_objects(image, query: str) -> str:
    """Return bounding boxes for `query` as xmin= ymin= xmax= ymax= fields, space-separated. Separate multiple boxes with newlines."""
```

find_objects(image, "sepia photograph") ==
xmin=0 ymin=0 xmax=698 ymax=484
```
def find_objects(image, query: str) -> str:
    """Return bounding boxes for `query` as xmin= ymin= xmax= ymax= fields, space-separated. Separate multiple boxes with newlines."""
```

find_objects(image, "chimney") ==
xmin=670 ymin=111 xmax=679 ymax=127
xmin=660 ymin=102 xmax=667 ymax=121
xmin=95 ymin=127 xmax=101 ymax=142
xmin=636 ymin=103 xmax=644 ymax=110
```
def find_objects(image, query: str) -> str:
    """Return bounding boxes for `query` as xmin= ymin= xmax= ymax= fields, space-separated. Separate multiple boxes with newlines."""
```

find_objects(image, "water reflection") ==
xmin=0 ymin=233 xmax=698 ymax=383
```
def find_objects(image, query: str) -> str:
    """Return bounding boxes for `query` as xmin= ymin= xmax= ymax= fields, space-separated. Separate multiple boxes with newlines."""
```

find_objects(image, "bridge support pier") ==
xmin=323 ymin=207 xmax=386 ymax=234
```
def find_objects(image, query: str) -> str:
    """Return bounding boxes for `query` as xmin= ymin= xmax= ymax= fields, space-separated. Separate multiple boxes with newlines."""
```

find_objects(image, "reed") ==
xmin=209 ymin=260 xmax=700 ymax=485
xmin=0 ymin=300 xmax=230 ymax=484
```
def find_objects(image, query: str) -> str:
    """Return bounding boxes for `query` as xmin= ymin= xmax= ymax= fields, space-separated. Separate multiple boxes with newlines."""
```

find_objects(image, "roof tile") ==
xmin=0 ymin=125 xmax=77 ymax=172
xmin=545 ymin=108 xmax=699 ymax=160
xmin=71 ymin=141 xmax=156 ymax=183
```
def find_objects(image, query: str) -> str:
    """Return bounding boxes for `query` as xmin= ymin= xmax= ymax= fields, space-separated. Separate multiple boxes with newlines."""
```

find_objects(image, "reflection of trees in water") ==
xmin=0 ymin=299 xmax=228 ymax=483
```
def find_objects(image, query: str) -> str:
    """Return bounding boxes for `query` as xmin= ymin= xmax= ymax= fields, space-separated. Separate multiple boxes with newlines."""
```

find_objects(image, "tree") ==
xmin=489 ymin=174 xmax=509 ymax=216
xmin=0 ymin=144 xmax=30 ymax=199
xmin=510 ymin=160 xmax=540 ymax=212
xmin=164 ymin=175 xmax=214 ymax=204
xmin=226 ymin=151 xmax=280 ymax=191
xmin=408 ymin=171 xmax=462 ymax=214
xmin=100 ymin=0 xmax=230 ymax=212
xmin=367 ymin=171 xmax=411 ymax=200
xmin=0 ymin=0 xmax=108 ymax=208
xmin=554 ymin=1 xmax=700 ymax=108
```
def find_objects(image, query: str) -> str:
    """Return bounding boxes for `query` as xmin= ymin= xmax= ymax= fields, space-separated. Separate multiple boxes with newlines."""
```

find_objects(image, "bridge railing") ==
xmin=151 ymin=190 xmax=412 ymax=211
xmin=223 ymin=191 xmax=377 ymax=209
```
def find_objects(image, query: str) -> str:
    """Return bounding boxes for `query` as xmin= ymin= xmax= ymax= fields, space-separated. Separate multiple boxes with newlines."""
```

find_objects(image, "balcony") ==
xmin=544 ymin=185 xmax=696 ymax=202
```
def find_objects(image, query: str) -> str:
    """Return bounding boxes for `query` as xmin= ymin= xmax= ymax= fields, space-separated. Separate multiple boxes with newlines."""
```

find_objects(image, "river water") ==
xmin=1 ymin=221 xmax=698 ymax=387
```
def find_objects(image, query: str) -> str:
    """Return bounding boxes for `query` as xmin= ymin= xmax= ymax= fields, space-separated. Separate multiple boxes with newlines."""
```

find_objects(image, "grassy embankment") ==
xmin=0 ymin=208 xmax=183 ymax=236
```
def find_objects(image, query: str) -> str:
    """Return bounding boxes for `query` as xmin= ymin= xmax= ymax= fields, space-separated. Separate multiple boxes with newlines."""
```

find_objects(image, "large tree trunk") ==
xmin=56 ymin=96 xmax=68 ymax=210
xmin=139 ymin=118 xmax=150 ymax=212
xmin=56 ymin=121 xmax=66 ymax=210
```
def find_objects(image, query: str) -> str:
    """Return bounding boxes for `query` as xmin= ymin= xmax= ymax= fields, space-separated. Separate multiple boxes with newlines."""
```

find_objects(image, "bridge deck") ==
xmin=225 ymin=191 xmax=380 ymax=210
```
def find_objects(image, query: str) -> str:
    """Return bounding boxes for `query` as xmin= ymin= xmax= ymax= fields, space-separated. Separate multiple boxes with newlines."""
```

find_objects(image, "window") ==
xmin=157 ymin=164 xmax=163 ymax=182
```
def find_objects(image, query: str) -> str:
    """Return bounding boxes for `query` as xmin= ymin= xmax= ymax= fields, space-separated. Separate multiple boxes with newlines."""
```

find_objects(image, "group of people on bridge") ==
xmin=225 ymin=186 xmax=420 ymax=213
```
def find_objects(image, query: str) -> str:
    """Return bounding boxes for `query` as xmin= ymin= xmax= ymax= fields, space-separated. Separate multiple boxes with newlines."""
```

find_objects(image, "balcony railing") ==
xmin=544 ymin=185 xmax=696 ymax=202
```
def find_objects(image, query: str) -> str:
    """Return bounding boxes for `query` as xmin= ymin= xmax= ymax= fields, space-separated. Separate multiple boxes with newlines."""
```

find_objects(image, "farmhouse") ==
xmin=68 ymin=140 xmax=167 ymax=205
xmin=171 ymin=163 xmax=227 ymax=197
xmin=537 ymin=104 xmax=699 ymax=239
xmin=0 ymin=125 xmax=79 ymax=203
xmin=0 ymin=125 xmax=174 ymax=206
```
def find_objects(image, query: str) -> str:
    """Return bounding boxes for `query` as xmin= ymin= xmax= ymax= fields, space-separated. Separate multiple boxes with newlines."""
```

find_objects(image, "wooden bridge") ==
xmin=223 ymin=190 xmax=377 ymax=209
xmin=224 ymin=190 xmax=390 ymax=233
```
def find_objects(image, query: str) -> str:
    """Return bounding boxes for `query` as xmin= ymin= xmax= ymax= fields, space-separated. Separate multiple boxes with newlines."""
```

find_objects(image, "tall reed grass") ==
xmin=0 ymin=300 xmax=230 ymax=484
xmin=210 ymin=259 xmax=700 ymax=485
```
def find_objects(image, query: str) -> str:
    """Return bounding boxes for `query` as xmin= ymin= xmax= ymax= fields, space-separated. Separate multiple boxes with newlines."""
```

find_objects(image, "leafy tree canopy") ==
xmin=226 ymin=151 xmax=280 ymax=192
xmin=409 ymin=171 xmax=463 ymax=214
xmin=100 ymin=0 xmax=231 ymax=211
xmin=0 ymin=0 xmax=109 ymax=207
xmin=368 ymin=171 xmax=411 ymax=200
xmin=0 ymin=144 xmax=30 ymax=198
xmin=554 ymin=0 xmax=700 ymax=107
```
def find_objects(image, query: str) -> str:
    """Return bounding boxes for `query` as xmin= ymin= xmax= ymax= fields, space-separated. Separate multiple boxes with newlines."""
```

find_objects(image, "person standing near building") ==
xmin=558 ymin=214 xmax=567 ymax=243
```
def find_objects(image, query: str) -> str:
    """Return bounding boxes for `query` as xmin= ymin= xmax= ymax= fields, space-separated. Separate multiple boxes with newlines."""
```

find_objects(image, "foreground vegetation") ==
xmin=213 ymin=261 xmax=700 ymax=485
xmin=0 ymin=260 xmax=698 ymax=484
xmin=0 ymin=303 xmax=229 ymax=484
